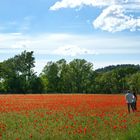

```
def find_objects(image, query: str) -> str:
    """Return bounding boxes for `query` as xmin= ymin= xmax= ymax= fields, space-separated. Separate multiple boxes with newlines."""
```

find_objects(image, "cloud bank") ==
xmin=50 ymin=0 xmax=140 ymax=32
xmin=93 ymin=5 xmax=140 ymax=32
xmin=49 ymin=0 xmax=129 ymax=10
xmin=53 ymin=45 xmax=96 ymax=56
xmin=0 ymin=33 xmax=140 ymax=55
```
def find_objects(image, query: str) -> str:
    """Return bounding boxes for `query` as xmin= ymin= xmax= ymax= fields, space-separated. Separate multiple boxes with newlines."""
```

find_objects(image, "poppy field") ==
xmin=0 ymin=94 xmax=140 ymax=140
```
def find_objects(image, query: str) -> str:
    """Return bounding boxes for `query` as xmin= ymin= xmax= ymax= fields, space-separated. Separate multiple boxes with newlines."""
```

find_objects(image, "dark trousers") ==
xmin=127 ymin=103 xmax=135 ymax=113
xmin=134 ymin=101 xmax=137 ymax=110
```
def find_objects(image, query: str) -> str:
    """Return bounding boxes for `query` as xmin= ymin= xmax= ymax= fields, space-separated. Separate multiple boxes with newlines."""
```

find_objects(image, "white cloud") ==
xmin=11 ymin=40 xmax=32 ymax=49
xmin=0 ymin=33 xmax=140 ymax=54
xmin=0 ymin=33 xmax=26 ymax=49
xmin=53 ymin=45 xmax=96 ymax=56
xmin=50 ymin=0 xmax=139 ymax=10
xmin=50 ymin=0 xmax=140 ymax=32
xmin=27 ymin=33 xmax=140 ymax=55
xmin=93 ymin=5 xmax=140 ymax=32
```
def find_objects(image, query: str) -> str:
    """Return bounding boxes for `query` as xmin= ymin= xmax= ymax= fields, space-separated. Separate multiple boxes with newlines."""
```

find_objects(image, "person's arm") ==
xmin=135 ymin=94 xmax=137 ymax=101
xmin=134 ymin=93 xmax=137 ymax=100
xmin=125 ymin=95 xmax=128 ymax=103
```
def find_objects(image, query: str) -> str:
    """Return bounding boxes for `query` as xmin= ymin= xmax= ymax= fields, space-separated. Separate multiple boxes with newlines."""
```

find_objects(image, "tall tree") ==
xmin=14 ymin=51 xmax=35 ymax=92
xmin=56 ymin=59 xmax=71 ymax=93
xmin=127 ymin=72 xmax=140 ymax=94
xmin=69 ymin=59 xmax=94 ymax=93
xmin=42 ymin=61 xmax=59 ymax=93
xmin=0 ymin=51 xmax=36 ymax=93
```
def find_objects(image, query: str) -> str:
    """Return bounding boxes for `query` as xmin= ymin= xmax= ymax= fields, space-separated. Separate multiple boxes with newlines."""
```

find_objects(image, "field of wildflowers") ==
xmin=0 ymin=94 xmax=140 ymax=140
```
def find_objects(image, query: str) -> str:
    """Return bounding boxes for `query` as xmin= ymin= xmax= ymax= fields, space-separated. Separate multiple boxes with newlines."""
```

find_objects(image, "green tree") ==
xmin=39 ymin=74 xmax=49 ymax=93
xmin=127 ymin=72 xmax=140 ymax=94
xmin=42 ymin=61 xmax=59 ymax=93
xmin=0 ymin=63 xmax=6 ymax=92
xmin=56 ymin=59 xmax=71 ymax=93
xmin=69 ymin=59 xmax=94 ymax=93
xmin=95 ymin=72 xmax=114 ymax=93
xmin=30 ymin=76 xmax=44 ymax=93
xmin=0 ymin=51 xmax=37 ymax=93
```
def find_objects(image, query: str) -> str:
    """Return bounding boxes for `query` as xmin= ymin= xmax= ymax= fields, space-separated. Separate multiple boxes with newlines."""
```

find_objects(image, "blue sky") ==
xmin=0 ymin=0 xmax=140 ymax=73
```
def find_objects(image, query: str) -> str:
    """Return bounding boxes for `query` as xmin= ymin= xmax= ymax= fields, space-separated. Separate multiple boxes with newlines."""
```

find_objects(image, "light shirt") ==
xmin=125 ymin=93 xmax=136 ymax=103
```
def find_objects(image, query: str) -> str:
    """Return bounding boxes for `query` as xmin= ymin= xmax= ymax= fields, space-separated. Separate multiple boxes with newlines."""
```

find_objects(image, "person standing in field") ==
xmin=125 ymin=90 xmax=136 ymax=113
xmin=133 ymin=92 xmax=137 ymax=111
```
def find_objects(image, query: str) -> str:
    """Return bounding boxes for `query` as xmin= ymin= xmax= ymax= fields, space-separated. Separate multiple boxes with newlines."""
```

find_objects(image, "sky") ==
xmin=0 ymin=0 xmax=140 ymax=74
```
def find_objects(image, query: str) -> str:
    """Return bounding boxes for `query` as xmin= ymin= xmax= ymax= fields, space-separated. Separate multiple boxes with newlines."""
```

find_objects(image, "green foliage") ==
xmin=30 ymin=76 xmax=44 ymax=93
xmin=42 ymin=61 xmax=59 ymax=93
xmin=69 ymin=59 xmax=93 ymax=93
xmin=94 ymin=65 xmax=140 ymax=94
xmin=39 ymin=74 xmax=49 ymax=93
xmin=126 ymin=72 xmax=140 ymax=94
xmin=0 ymin=51 xmax=43 ymax=93
xmin=96 ymin=64 xmax=140 ymax=73
xmin=0 ymin=51 xmax=140 ymax=94
xmin=41 ymin=59 xmax=94 ymax=93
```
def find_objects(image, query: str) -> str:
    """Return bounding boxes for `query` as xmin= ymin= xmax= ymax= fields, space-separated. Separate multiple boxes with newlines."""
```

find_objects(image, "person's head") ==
xmin=127 ymin=90 xmax=130 ymax=93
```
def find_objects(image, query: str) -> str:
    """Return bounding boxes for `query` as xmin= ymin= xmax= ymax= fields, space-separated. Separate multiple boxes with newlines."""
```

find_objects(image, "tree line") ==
xmin=0 ymin=51 xmax=140 ymax=94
